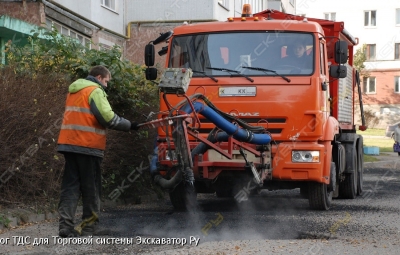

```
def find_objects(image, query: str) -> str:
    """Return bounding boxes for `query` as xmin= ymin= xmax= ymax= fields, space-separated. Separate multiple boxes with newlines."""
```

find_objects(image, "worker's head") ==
xmin=89 ymin=66 xmax=111 ymax=87
xmin=289 ymin=41 xmax=306 ymax=58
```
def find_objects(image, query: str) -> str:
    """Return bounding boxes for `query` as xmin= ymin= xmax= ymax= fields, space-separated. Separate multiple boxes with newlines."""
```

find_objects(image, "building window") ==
xmin=45 ymin=18 xmax=91 ymax=49
xmin=396 ymin=9 xmax=400 ymax=25
xmin=218 ymin=0 xmax=229 ymax=9
xmin=365 ymin=44 xmax=376 ymax=61
xmin=101 ymin=0 xmax=116 ymax=11
xmin=324 ymin=12 xmax=336 ymax=21
xmin=396 ymin=77 xmax=400 ymax=93
xmin=363 ymin=77 xmax=376 ymax=94
xmin=395 ymin=43 xmax=400 ymax=60
xmin=364 ymin=10 xmax=376 ymax=26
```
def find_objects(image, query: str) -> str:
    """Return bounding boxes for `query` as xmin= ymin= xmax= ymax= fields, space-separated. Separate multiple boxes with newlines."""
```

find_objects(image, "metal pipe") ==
xmin=342 ymin=28 xmax=358 ymax=46
xmin=154 ymin=170 xmax=183 ymax=189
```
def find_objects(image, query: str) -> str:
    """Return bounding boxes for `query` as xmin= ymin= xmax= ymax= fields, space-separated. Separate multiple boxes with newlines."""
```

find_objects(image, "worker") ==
xmin=57 ymin=65 xmax=141 ymax=237
xmin=394 ymin=123 xmax=400 ymax=155
xmin=282 ymin=40 xmax=312 ymax=70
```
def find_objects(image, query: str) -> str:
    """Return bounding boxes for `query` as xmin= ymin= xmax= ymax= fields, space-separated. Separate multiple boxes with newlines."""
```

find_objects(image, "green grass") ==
xmin=363 ymin=155 xmax=379 ymax=162
xmin=356 ymin=128 xmax=394 ymax=161
xmin=0 ymin=214 xmax=11 ymax=228
xmin=357 ymin=128 xmax=386 ymax=136
xmin=363 ymin=137 xmax=393 ymax=152
xmin=362 ymin=137 xmax=392 ymax=163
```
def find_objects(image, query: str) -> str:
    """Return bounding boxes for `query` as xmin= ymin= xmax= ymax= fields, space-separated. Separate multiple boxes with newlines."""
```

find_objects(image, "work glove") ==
xmin=130 ymin=121 xmax=140 ymax=130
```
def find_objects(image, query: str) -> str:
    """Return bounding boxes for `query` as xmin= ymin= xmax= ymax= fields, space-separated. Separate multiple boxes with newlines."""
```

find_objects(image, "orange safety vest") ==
xmin=58 ymin=86 xmax=106 ymax=150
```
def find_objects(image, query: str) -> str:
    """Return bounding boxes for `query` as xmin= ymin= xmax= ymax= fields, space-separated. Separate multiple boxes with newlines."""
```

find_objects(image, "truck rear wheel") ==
xmin=357 ymin=137 xmax=364 ymax=196
xmin=339 ymin=150 xmax=358 ymax=199
xmin=169 ymin=182 xmax=197 ymax=211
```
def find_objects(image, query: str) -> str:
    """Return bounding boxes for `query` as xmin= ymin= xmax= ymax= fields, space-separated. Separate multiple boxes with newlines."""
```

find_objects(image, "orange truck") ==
xmin=143 ymin=5 xmax=366 ymax=210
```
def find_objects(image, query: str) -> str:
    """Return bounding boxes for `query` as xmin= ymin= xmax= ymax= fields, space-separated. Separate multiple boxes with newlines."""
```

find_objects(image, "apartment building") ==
xmin=124 ymin=0 xmax=295 ymax=64
xmin=0 ymin=0 xmax=295 ymax=65
xmin=0 ymin=0 xmax=126 ymax=65
xmin=297 ymin=0 xmax=400 ymax=127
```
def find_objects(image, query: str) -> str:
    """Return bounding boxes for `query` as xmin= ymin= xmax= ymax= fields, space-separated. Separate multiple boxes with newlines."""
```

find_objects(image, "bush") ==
xmin=363 ymin=109 xmax=380 ymax=128
xmin=0 ymin=28 xmax=159 ymax=206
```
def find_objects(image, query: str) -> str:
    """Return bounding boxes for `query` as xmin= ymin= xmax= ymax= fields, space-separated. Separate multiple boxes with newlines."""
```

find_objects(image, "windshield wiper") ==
xmin=206 ymin=66 xmax=254 ymax=82
xmin=241 ymin=66 xmax=291 ymax=83
xmin=192 ymin=70 xmax=218 ymax=83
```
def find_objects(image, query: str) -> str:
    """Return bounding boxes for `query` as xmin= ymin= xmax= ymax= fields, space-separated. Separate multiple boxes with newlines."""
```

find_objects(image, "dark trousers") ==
xmin=58 ymin=152 xmax=102 ymax=231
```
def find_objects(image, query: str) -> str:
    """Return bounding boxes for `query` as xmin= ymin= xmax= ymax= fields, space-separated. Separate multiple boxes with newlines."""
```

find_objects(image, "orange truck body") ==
xmin=148 ymin=9 xmax=365 ymax=210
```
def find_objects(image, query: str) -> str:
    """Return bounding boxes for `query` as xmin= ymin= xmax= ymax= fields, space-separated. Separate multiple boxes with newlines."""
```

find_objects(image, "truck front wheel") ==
xmin=169 ymin=181 xmax=198 ymax=211
xmin=308 ymin=163 xmax=335 ymax=210
xmin=308 ymin=182 xmax=332 ymax=210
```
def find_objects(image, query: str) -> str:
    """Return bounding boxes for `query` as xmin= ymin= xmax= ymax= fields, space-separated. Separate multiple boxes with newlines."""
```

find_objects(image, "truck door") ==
xmin=320 ymin=39 xmax=330 ymax=119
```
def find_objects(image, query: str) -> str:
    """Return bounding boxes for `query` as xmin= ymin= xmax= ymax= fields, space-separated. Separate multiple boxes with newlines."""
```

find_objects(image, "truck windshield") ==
xmin=168 ymin=32 xmax=314 ymax=77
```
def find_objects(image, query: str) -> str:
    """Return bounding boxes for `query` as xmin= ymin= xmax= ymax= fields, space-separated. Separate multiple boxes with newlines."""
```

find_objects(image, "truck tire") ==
xmin=308 ymin=162 xmax=334 ymax=210
xmin=339 ymin=150 xmax=358 ymax=199
xmin=357 ymin=137 xmax=364 ymax=196
xmin=214 ymin=177 xmax=234 ymax=197
xmin=169 ymin=182 xmax=197 ymax=211
xmin=308 ymin=181 xmax=332 ymax=210
xmin=300 ymin=186 xmax=309 ymax=199
xmin=216 ymin=189 xmax=233 ymax=198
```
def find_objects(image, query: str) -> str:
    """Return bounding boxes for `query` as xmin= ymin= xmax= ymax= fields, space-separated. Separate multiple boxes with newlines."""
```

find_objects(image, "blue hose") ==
xmin=149 ymin=145 xmax=159 ymax=175
xmin=181 ymin=102 xmax=271 ymax=145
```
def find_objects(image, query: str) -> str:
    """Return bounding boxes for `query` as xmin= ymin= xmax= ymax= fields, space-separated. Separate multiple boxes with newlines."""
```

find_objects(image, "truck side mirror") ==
xmin=145 ymin=68 xmax=157 ymax=80
xmin=334 ymin=41 xmax=348 ymax=64
xmin=145 ymin=44 xmax=155 ymax=67
xmin=153 ymin=31 xmax=173 ymax=45
xmin=329 ymin=65 xmax=347 ymax=78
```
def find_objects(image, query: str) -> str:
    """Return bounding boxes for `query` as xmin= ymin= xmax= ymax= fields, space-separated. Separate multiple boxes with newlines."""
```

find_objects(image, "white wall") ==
xmin=281 ymin=0 xmax=295 ymax=14
xmin=296 ymin=0 xmax=400 ymax=67
xmin=126 ymin=0 xmax=279 ymax=22
xmin=51 ymin=0 xmax=92 ymax=17
xmin=234 ymin=0 xmax=295 ymax=16
xmin=49 ymin=0 xmax=295 ymax=36
xmin=52 ymin=0 xmax=125 ymax=35
xmin=126 ymin=0 xmax=220 ymax=22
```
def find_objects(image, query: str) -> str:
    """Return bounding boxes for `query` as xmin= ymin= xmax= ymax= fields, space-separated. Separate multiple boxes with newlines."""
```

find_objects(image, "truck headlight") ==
xmin=292 ymin=151 xmax=320 ymax=162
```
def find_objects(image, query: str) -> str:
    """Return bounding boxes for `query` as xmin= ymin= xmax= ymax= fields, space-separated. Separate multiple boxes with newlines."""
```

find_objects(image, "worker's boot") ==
xmin=81 ymin=222 xmax=111 ymax=236
xmin=59 ymin=228 xmax=79 ymax=238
